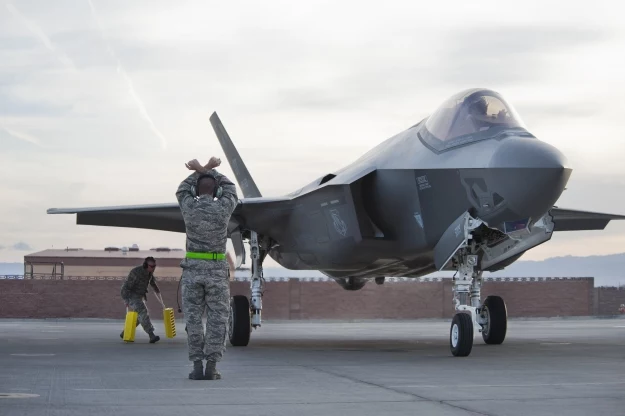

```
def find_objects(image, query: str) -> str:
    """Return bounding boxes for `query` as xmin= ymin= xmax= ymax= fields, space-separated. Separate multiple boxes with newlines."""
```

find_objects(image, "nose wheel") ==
xmin=481 ymin=295 xmax=507 ymax=344
xmin=449 ymin=252 xmax=508 ymax=356
xmin=450 ymin=313 xmax=473 ymax=357
xmin=229 ymin=295 xmax=251 ymax=346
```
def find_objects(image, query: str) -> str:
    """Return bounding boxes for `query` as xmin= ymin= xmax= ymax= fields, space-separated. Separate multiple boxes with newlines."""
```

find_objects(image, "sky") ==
xmin=1 ymin=0 xmax=624 ymax=267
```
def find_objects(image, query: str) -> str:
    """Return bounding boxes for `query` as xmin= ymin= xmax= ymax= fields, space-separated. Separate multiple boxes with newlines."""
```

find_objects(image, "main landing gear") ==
xmin=228 ymin=231 xmax=266 ymax=347
xmin=450 ymin=251 xmax=508 ymax=357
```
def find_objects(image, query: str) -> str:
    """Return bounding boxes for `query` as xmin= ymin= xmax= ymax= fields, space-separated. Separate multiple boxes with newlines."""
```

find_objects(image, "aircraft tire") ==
xmin=481 ymin=295 xmax=507 ymax=345
xmin=229 ymin=295 xmax=251 ymax=347
xmin=450 ymin=313 xmax=473 ymax=357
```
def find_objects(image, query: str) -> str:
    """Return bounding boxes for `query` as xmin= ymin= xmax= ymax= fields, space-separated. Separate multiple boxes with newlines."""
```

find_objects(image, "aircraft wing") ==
xmin=47 ymin=197 xmax=292 ymax=268
xmin=47 ymin=203 xmax=187 ymax=233
xmin=46 ymin=196 xmax=292 ymax=233
xmin=550 ymin=207 xmax=625 ymax=231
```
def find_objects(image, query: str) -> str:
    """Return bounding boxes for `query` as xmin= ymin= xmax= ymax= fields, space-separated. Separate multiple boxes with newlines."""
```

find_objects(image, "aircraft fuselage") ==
xmin=250 ymin=119 xmax=570 ymax=282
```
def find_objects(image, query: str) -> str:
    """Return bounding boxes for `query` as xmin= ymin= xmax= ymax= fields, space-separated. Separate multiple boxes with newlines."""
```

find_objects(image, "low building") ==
xmin=23 ymin=246 xmax=185 ymax=279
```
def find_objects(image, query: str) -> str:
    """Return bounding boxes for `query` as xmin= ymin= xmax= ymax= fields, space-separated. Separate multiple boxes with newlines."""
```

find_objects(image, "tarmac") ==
xmin=1 ymin=318 xmax=624 ymax=416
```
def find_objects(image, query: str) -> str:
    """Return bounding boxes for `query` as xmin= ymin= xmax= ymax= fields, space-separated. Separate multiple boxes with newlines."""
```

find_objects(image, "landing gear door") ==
xmin=433 ymin=211 xmax=471 ymax=271
xmin=230 ymin=230 xmax=245 ymax=268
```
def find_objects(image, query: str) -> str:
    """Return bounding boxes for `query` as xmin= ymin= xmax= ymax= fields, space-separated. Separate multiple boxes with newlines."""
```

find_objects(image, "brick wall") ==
xmin=481 ymin=278 xmax=594 ymax=317
xmin=0 ymin=277 xmax=611 ymax=320
xmin=594 ymin=287 xmax=625 ymax=316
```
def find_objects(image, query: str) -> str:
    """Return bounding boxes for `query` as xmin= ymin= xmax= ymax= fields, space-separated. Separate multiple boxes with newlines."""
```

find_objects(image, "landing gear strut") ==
xmin=249 ymin=231 xmax=264 ymax=329
xmin=228 ymin=230 xmax=266 ymax=347
xmin=450 ymin=247 xmax=508 ymax=356
xmin=450 ymin=252 xmax=481 ymax=357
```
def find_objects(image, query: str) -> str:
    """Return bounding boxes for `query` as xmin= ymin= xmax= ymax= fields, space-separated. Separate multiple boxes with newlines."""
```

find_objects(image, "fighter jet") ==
xmin=48 ymin=88 xmax=625 ymax=356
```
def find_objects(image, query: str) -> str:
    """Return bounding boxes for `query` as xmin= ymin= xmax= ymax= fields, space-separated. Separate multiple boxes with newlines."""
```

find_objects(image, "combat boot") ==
xmin=189 ymin=360 xmax=204 ymax=380
xmin=148 ymin=331 xmax=160 ymax=344
xmin=204 ymin=361 xmax=221 ymax=380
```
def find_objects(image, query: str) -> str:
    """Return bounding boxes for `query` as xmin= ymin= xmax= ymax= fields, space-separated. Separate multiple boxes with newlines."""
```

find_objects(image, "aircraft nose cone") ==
xmin=487 ymin=137 xmax=571 ymax=229
xmin=489 ymin=136 xmax=570 ymax=170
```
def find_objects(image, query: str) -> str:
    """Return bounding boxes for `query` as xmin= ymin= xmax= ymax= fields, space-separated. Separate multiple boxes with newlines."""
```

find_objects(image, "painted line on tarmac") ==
xmin=0 ymin=393 xmax=40 ymax=399
xmin=389 ymin=381 xmax=625 ymax=388
xmin=73 ymin=387 xmax=280 ymax=391
xmin=10 ymin=354 xmax=56 ymax=357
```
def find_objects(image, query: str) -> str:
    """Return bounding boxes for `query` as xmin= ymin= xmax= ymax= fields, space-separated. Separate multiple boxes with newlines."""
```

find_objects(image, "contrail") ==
xmin=5 ymin=2 xmax=76 ymax=71
xmin=87 ymin=0 xmax=168 ymax=150
xmin=0 ymin=122 xmax=43 ymax=147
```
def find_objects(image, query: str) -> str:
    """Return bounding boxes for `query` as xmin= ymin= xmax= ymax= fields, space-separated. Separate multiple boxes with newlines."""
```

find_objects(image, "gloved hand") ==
xmin=205 ymin=157 xmax=221 ymax=169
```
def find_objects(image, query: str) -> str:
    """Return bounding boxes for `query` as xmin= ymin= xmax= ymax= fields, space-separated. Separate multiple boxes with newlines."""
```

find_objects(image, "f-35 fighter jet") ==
xmin=48 ymin=88 xmax=625 ymax=356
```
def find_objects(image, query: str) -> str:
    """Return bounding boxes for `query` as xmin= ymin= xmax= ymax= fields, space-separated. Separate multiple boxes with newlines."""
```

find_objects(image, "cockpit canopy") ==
xmin=420 ymin=89 xmax=529 ymax=150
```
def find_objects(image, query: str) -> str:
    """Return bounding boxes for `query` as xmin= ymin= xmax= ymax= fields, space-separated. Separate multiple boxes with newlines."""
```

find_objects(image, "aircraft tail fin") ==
xmin=209 ymin=112 xmax=262 ymax=198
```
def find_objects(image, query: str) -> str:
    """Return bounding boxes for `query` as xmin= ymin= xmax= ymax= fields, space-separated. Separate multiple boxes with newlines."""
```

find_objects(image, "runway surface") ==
xmin=1 ymin=318 xmax=624 ymax=415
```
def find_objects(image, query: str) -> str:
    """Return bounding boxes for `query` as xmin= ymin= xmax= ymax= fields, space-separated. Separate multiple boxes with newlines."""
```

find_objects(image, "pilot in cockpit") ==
xmin=467 ymin=96 xmax=511 ymax=132
xmin=467 ymin=97 xmax=491 ymax=131
xmin=468 ymin=96 xmax=488 ymax=117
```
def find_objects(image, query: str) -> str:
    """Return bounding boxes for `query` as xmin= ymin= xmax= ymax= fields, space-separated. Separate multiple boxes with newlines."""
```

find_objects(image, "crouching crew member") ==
xmin=120 ymin=256 xmax=161 ymax=343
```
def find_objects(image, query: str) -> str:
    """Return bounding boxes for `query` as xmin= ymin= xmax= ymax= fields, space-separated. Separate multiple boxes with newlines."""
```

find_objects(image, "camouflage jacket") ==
xmin=120 ymin=265 xmax=160 ymax=299
xmin=176 ymin=169 xmax=238 ymax=271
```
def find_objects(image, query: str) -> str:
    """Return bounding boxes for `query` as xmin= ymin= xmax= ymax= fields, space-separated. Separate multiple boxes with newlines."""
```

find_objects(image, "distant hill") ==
xmin=260 ymin=253 xmax=625 ymax=287
xmin=2 ymin=254 xmax=625 ymax=287
xmin=484 ymin=253 xmax=625 ymax=287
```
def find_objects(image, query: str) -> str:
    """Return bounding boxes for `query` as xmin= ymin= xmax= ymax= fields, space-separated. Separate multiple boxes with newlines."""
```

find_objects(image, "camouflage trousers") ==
xmin=181 ymin=269 xmax=230 ymax=362
xmin=123 ymin=295 xmax=155 ymax=334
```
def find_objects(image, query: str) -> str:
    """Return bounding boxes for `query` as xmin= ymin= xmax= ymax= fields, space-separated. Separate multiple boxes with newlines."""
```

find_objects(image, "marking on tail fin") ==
xmin=209 ymin=112 xmax=262 ymax=198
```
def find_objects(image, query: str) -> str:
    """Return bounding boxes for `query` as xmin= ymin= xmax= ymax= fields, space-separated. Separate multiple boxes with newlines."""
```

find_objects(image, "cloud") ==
xmin=12 ymin=242 xmax=33 ymax=251
xmin=87 ymin=0 xmax=168 ymax=150
xmin=5 ymin=2 xmax=77 ymax=71
xmin=431 ymin=26 xmax=611 ymax=87
xmin=449 ymin=26 xmax=607 ymax=57
xmin=274 ymin=88 xmax=354 ymax=111
xmin=0 ymin=122 xmax=43 ymax=146
xmin=0 ymin=93 xmax=72 ymax=117
xmin=519 ymin=102 xmax=600 ymax=121
xmin=268 ymin=26 xmax=611 ymax=113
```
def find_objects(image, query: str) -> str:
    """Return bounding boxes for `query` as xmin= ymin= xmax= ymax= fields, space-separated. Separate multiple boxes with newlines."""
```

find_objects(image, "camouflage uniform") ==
xmin=176 ymin=169 xmax=238 ymax=366
xmin=120 ymin=265 xmax=160 ymax=336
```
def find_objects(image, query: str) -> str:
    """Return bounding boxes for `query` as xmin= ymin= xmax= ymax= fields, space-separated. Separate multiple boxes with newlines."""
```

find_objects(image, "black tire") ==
xmin=229 ymin=295 xmax=251 ymax=347
xmin=450 ymin=313 xmax=474 ymax=357
xmin=481 ymin=295 xmax=507 ymax=345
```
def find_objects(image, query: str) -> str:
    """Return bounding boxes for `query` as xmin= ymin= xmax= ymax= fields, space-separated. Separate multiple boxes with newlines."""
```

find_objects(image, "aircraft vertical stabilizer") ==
xmin=209 ymin=112 xmax=262 ymax=198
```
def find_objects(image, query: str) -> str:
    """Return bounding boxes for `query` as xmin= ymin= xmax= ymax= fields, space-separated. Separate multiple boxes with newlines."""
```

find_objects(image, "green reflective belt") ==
xmin=186 ymin=252 xmax=226 ymax=260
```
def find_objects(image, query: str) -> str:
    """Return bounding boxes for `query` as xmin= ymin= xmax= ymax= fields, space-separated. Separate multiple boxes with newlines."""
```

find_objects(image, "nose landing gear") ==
xmin=228 ymin=230 xmax=267 ymax=347
xmin=450 ymin=247 xmax=508 ymax=356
